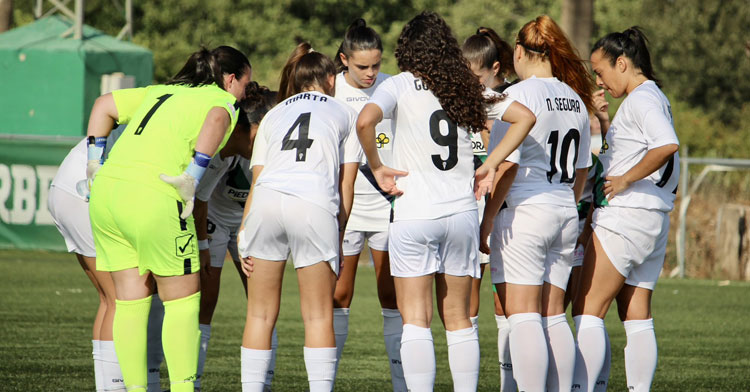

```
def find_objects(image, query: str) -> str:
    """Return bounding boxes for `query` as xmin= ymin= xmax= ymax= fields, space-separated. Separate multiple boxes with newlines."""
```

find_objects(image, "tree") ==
xmin=0 ymin=0 xmax=12 ymax=32
xmin=560 ymin=0 xmax=593 ymax=59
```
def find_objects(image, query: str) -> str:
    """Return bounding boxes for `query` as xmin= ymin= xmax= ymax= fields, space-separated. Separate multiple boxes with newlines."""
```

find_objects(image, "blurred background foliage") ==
xmin=9 ymin=0 xmax=750 ymax=159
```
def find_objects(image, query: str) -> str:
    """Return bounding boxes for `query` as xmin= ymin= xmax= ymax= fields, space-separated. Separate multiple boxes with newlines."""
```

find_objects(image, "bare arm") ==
xmin=86 ymin=94 xmax=119 ymax=138
xmin=572 ymin=168 xmax=589 ymax=203
xmin=195 ymin=107 xmax=232 ymax=156
xmin=483 ymin=101 xmax=535 ymax=169
xmin=479 ymin=161 xmax=518 ymax=254
xmin=356 ymin=103 xmax=407 ymax=195
xmin=238 ymin=165 xmax=263 ymax=276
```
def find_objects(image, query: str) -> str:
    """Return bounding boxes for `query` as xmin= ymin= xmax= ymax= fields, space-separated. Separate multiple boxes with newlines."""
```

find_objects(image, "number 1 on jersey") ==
xmin=282 ymin=112 xmax=314 ymax=162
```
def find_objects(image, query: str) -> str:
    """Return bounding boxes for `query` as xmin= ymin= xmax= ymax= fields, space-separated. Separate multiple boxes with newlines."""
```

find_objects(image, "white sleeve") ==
xmin=249 ymin=116 xmax=269 ymax=168
xmin=639 ymin=104 xmax=679 ymax=149
xmin=484 ymin=88 xmax=514 ymax=121
xmin=368 ymin=76 xmax=400 ymax=120
xmin=341 ymin=110 xmax=364 ymax=164
xmin=195 ymin=155 xmax=230 ymax=201
xmin=576 ymin=116 xmax=593 ymax=169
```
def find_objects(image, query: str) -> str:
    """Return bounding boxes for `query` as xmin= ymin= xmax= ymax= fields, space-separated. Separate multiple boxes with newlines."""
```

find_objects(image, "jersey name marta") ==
xmin=195 ymin=154 xmax=250 ymax=228
xmin=250 ymin=91 xmax=363 ymax=217
xmin=503 ymin=76 xmax=592 ymax=207
xmin=369 ymin=72 xmax=513 ymax=221
xmin=99 ymin=84 xmax=238 ymax=200
xmin=335 ymin=72 xmax=393 ymax=232
xmin=598 ymin=80 xmax=679 ymax=212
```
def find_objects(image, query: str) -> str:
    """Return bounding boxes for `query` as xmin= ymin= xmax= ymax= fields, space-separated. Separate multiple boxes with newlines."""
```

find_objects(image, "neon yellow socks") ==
xmin=113 ymin=296 xmax=152 ymax=392
xmin=162 ymin=291 xmax=201 ymax=392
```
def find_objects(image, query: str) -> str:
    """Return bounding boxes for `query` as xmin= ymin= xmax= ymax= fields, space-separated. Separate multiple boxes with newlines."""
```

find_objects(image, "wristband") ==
xmin=87 ymin=136 xmax=107 ymax=163
xmin=198 ymin=239 xmax=209 ymax=250
xmin=185 ymin=151 xmax=212 ymax=184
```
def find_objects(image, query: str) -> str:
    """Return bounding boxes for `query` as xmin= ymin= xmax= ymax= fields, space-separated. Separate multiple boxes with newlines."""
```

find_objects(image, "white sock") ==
xmin=594 ymin=329 xmax=611 ymax=392
xmin=623 ymin=319 xmax=657 ymax=392
xmin=446 ymin=326 xmax=480 ymax=392
xmin=469 ymin=315 xmax=479 ymax=329
xmin=241 ymin=347 xmax=273 ymax=392
xmin=195 ymin=323 xmax=211 ymax=389
xmin=100 ymin=340 xmax=125 ymax=391
xmin=303 ymin=346 xmax=337 ymax=392
xmin=265 ymin=327 xmax=278 ymax=388
xmin=543 ymin=314 xmax=576 ymax=392
xmin=508 ymin=313 xmax=548 ymax=392
xmin=495 ymin=315 xmax=516 ymax=392
xmin=400 ymin=324 xmax=435 ymax=392
xmin=382 ymin=308 xmax=406 ymax=392
xmin=146 ymin=294 xmax=164 ymax=392
xmin=572 ymin=315 xmax=606 ymax=392
xmin=93 ymin=340 xmax=104 ymax=392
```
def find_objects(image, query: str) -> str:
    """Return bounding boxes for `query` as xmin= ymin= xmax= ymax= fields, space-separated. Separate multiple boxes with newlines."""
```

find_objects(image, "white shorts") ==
xmin=592 ymin=206 xmax=669 ymax=290
xmin=389 ymin=210 xmax=480 ymax=278
xmin=342 ymin=230 xmax=388 ymax=256
xmin=47 ymin=186 xmax=96 ymax=257
xmin=237 ymin=187 xmax=339 ymax=274
xmin=206 ymin=217 xmax=239 ymax=268
xmin=490 ymin=204 xmax=578 ymax=289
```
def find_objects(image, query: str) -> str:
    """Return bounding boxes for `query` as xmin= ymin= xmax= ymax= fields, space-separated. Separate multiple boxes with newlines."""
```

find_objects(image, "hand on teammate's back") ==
xmin=372 ymin=165 xmax=407 ymax=196
xmin=473 ymin=163 xmax=496 ymax=200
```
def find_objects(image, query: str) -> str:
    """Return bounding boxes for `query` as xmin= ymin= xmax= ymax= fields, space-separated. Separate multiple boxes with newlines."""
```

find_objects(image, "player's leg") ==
xmin=369 ymin=232 xmax=406 ymax=392
xmin=146 ymin=289 xmax=164 ymax=392
xmin=436 ymin=273 xmax=478 ymax=392
xmin=489 ymin=214 xmax=516 ymax=392
xmin=332 ymin=230 xmax=363 ymax=370
xmin=241 ymin=258 xmax=285 ymax=392
xmin=469 ymin=263 xmax=487 ymax=326
xmin=617 ymin=285 xmax=655 ymax=392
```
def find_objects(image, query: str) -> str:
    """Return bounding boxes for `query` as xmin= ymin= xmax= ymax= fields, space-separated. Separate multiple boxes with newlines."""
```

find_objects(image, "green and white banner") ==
xmin=0 ymin=136 xmax=79 ymax=251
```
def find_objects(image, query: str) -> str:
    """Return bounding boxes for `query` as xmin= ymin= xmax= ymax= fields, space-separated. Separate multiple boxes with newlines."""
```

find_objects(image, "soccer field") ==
xmin=1 ymin=250 xmax=749 ymax=391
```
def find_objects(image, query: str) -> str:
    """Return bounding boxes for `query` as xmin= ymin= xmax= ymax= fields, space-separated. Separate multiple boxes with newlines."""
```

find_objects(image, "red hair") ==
xmin=517 ymin=15 xmax=594 ymax=113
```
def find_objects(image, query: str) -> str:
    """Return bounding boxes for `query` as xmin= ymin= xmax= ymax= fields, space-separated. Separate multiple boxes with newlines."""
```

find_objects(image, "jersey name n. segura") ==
xmin=195 ymin=154 xmax=251 ymax=228
xmin=597 ymin=80 xmax=679 ymax=212
xmin=335 ymin=72 xmax=393 ymax=232
xmin=250 ymin=90 xmax=363 ymax=217
xmin=100 ymin=84 xmax=238 ymax=200
xmin=368 ymin=72 xmax=513 ymax=221
xmin=502 ymin=76 xmax=592 ymax=207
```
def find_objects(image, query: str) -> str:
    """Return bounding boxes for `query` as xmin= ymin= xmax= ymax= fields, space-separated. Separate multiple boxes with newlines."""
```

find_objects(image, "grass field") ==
xmin=1 ymin=250 xmax=750 ymax=391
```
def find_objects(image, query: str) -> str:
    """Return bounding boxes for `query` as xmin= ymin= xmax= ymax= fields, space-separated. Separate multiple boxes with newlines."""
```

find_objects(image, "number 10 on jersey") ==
xmin=546 ymin=128 xmax=580 ymax=184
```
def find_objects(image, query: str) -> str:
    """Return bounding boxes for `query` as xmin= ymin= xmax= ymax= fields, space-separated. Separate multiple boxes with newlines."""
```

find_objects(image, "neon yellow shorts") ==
xmin=89 ymin=176 xmax=200 ymax=276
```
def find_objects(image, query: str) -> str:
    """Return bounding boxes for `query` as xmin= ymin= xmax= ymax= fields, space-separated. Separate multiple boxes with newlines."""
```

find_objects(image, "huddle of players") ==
xmin=48 ymin=9 xmax=678 ymax=392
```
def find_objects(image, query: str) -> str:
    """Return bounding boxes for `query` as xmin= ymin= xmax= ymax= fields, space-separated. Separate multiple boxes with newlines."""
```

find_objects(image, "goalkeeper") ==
xmin=86 ymin=46 xmax=252 ymax=392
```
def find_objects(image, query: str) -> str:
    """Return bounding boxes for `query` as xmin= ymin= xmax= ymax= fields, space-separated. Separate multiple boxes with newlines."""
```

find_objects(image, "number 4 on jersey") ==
xmin=282 ymin=112 xmax=314 ymax=162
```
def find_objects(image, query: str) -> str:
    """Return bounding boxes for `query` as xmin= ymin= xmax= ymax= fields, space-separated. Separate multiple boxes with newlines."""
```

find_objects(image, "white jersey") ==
xmin=195 ymin=154 xmax=251 ymax=228
xmin=502 ymin=76 xmax=592 ymax=207
xmin=335 ymin=71 xmax=393 ymax=232
xmin=50 ymin=138 xmax=88 ymax=200
xmin=250 ymin=90 xmax=363 ymax=217
xmin=369 ymin=72 xmax=513 ymax=221
xmin=598 ymin=80 xmax=679 ymax=212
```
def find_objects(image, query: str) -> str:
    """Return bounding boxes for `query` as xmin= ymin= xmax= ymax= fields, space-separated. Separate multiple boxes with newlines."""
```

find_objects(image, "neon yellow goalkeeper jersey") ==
xmin=97 ymin=83 xmax=238 ymax=199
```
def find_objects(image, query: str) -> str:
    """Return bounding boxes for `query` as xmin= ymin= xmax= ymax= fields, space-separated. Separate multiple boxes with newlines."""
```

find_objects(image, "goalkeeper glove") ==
xmin=85 ymin=136 xmax=107 ymax=196
xmin=160 ymin=151 xmax=211 ymax=219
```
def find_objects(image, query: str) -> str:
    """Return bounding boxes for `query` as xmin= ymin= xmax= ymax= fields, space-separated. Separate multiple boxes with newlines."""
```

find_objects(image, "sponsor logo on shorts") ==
xmin=175 ymin=234 xmax=195 ymax=256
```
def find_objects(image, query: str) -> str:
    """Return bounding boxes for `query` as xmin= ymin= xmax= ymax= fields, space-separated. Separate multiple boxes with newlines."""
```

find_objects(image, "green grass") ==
xmin=1 ymin=250 xmax=750 ymax=391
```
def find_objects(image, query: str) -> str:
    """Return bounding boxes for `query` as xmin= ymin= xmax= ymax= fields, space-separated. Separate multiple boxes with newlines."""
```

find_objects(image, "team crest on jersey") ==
xmin=376 ymin=132 xmax=390 ymax=148
xmin=175 ymin=234 xmax=195 ymax=257
xmin=600 ymin=139 xmax=609 ymax=155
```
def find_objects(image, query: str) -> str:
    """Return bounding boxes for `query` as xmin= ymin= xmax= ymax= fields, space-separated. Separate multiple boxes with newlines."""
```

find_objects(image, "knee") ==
xmin=377 ymin=290 xmax=397 ymax=309
xmin=333 ymin=290 xmax=354 ymax=308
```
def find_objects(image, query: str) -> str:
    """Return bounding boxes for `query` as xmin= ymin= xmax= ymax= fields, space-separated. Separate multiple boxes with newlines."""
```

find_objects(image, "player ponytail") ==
xmin=517 ymin=15 xmax=594 ymax=112
xmin=278 ymin=43 xmax=337 ymax=101
xmin=168 ymin=45 xmax=251 ymax=89
xmin=241 ymin=82 xmax=277 ymax=126
xmin=396 ymin=11 xmax=496 ymax=133
xmin=334 ymin=18 xmax=383 ymax=73
xmin=462 ymin=26 xmax=515 ymax=83
xmin=591 ymin=26 xmax=661 ymax=87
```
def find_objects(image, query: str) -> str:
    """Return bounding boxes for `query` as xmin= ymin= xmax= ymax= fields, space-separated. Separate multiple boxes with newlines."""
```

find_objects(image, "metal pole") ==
xmin=677 ymin=146 xmax=689 ymax=278
xmin=35 ymin=0 xmax=42 ymax=18
xmin=73 ymin=0 xmax=83 ymax=39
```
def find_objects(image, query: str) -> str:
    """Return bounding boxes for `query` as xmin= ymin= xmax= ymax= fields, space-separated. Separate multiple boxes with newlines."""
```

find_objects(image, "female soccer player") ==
xmin=331 ymin=18 xmax=405 ymax=390
xmin=86 ymin=45 xmax=252 ymax=392
xmin=357 ymin=12 xmax=535 ymax=391
xmin=480 ymin=15 xmax=594 ymax=392
xmin=237 ymin=43 xmax=361 ymax=392
xmin=461 ymin=26 xmax=518 ymax=392
xmin=573 ymin=27 xmax=679 ymax=392
xmin=193 ymin=82 xmax=277 ymax=391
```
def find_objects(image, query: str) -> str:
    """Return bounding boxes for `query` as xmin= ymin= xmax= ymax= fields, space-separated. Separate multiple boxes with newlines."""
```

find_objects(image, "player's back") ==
xmin=504 ymin=77 xmax=591 ymax=207
xmin=251 ymin=91 xmax=358 ymax=216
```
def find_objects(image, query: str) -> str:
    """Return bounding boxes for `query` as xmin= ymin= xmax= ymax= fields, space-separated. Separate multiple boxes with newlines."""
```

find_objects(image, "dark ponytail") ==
xmin=591 ymin=26 xmax=660 ymax=87
xmin=334 ymin=18 xmax=383 ymax=73
xmin=168 ymin=45 xmax=251 ymax=89
xmin=462 ymin=27 xmax=514 ymax=80
xmin=278 ymin=43 xmax=337 ymax=101
xmin=241 ymin=82 xmax=277 ymax=125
